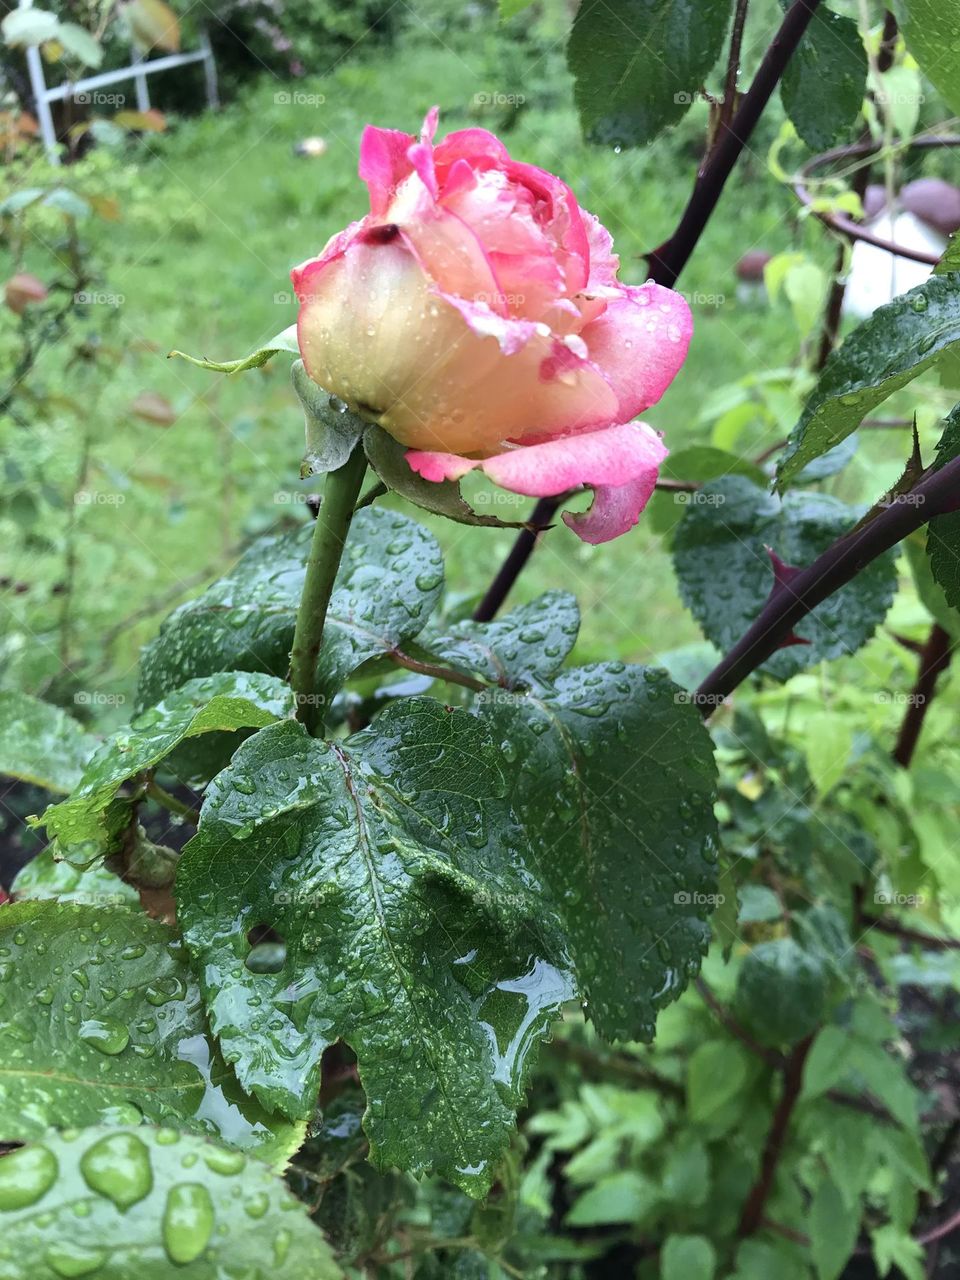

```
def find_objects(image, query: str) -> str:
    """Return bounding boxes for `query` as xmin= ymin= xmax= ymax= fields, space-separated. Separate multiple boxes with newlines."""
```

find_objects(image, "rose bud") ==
xmin=292 ymin=109 xmax=691 ymax=543
xmin=4 ymin=272 xmax=48 ymax=315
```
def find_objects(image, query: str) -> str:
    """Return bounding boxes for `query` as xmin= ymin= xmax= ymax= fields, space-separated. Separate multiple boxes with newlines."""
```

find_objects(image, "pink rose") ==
xmin=292 ymin=109 xmax=691 ymax=543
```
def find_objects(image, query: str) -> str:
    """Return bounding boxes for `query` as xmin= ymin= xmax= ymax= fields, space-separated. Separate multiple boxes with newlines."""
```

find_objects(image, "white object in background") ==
xmin=843 ymin=211 xmax=946 ymax=319
xmin=25 ymin=30 xmax=219 ymax=165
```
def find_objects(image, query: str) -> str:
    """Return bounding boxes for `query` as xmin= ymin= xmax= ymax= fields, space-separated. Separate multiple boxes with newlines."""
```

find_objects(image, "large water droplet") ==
xmin=79 ymin=1133 xmax=153 ymax=1210
xmin=244 ymin=1191 xmax=270 ymax=1219
xmin=79 ymin=1017 xmax=129 ymax=1056
xmin=0 ymin=1145 xmax=58 ymax=1209
xmin=201 ymin=1146 xmax=245 ymax=1176
xmin=44 ymin=1243 xmax=107 ymax=1278
xmin=162 ymin=1183 xmax=215 ymax=1264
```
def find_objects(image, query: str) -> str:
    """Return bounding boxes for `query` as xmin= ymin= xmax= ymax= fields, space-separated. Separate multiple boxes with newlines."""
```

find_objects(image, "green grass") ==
xmin=2 ymin=13 xmax=943 ymax=704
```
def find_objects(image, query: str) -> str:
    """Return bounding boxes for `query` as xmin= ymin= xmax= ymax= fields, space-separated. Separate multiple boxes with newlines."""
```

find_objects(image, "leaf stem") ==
xmin=289 ymin=446 xmax=368 ymax=734
xmin=388 ymin=649 xmax=492 ymax=693
xmin=355 ymin=479 xmax=388 ymax=512
xmin=146 ymin=780 xmax=200 ymax=825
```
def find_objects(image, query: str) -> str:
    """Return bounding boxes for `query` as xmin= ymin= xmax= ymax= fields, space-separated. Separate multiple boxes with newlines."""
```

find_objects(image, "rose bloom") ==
xmin=292 ymin=109 xmax=691 ymax=543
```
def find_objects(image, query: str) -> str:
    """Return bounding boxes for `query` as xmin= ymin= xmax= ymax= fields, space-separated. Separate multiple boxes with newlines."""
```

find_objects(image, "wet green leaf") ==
xmin=176 ymin=701 xmax=573 ymax=1196
xmin=478 ymin=663 xmax=719 ymax=1042
xmin=648 ymin=446 xmax=768 ymax=541
xmin=897 ymin=0 xmax=960 ymax=118
xmin=0 ymin=1125 xmax=339 ymax=1278
xmin=936 ymin=233 xmax=960 ymax=276
xmin=906 ymin=531 xmax=960 ymax=637
xmin=734 ymin=938 xmax=829 ymax=1047
xmin=687 ymin=1040 xmax=749 ymax=1123
xmin=0 ymin=692 xmax=97 ymax=794
xmin=38 ymin=673 xmax=293 ymax=865
xmin=780 ymin=5 xmax=867 ymax=150
xmin=168 ymin=324 xmax=298 ymax=374
xmin=0 ymin=902 xmax=305 ymax=1167
xmin=810 ymin=1177 xmax=859 ymax=1280
xmin=662 ymin=1234 xmax=716 ymax=1280
xmin=777 ymin=275 xmax=960 ymax=486
xmin=421 ymin=590 xmax=581 ymax=688
xmin=11 ymin=847 xmax=138 ymax=906
xmin=568 ymin=0 xmax=734 ymax=146
xmin=136 ymin=507 xmax=443 ymax=711
xmin=673 ymin=476 xmax=898 ymax=679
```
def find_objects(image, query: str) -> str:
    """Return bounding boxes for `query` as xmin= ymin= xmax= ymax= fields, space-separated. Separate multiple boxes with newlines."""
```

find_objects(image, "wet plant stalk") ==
xmin=290 ymin=445 xmax=368 ymax=735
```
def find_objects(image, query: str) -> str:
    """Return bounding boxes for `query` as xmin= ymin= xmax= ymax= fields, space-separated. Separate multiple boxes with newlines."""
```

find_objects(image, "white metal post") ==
xmin=24 ymin=41 xmax=219 ymax=164
xmin=25 ymin=43 xmax=60 ymax=165
xmin=130 ymin=49 xmax=151 ymax=113
xmin=199 ymin=29 xmax=220 ymax=110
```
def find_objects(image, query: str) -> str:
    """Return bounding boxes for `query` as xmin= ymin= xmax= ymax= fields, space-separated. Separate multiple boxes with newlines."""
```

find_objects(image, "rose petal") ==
xmin=582 ymin=281 xmax=692 ymax=420
xmin=563 ymin=474 xmax=660 ymax=544
xmin=298 ymin=240 xmax=617 ymax=454
xmin=404 ymin=450 xmax=478 ymax=483
xmin=436 ymin=290 xmax=541 ymax=355
xmin=407 ymin=108 xmax=440 ymax=199
xmin=359 ymin=123 xmax=414 ymax=216
xmin=407 ymin=421 xmax=668 ymax=543
xmin=479 ymin=421 xmax=667 ymax=496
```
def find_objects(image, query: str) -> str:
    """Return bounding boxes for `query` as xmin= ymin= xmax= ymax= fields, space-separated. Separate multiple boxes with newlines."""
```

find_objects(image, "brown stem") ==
xmin=889 ymin=630 xmax=925 ymax=656
xmin=472 ymin=498 xmax=559 ymax=622
xmin=752 ymin=418 xmax=913 ymax=467
xmin=878 ymin=9 xmax=899 ymax=74
xmin=696 ymin=978 xmax=784 ymax=1067
xmin=548 ymin=1037 xmax=685 ymax=1096
xmin=892 ymin=623 xmax=952 ymax=768
xmin=649 ymin=0 xmax=824 ymax=288
xmin=761 ymin=1217 xmax=810 ymax=1246
xmin=918 ymin=1207 xmax=960 ymax=1247
xmin=824 ymin=1088 xmax=893 ymax=1121
xmin=857 ymin=914 xmax=960 ymax=952
xmin=475 ymin=0 xmax=823 ymax=621
xmin=738 ymin=1035 xmax=814 ymax=1237
xmin=720 ymin=0 xmax=751 ymax=134
xmin=695 ymin=453 xmax=960 ymax=714
xmin=389 ymin=648 xmax=492 ymax=693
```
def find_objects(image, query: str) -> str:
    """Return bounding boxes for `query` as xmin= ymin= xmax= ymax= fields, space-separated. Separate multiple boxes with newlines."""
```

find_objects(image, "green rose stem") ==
xmin=289 ymin=445 xmax=368 ymax=735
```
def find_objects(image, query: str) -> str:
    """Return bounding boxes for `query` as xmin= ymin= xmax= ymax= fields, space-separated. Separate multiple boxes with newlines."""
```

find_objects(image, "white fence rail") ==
xmin=26 ymin=33 xmax=219 ymax=164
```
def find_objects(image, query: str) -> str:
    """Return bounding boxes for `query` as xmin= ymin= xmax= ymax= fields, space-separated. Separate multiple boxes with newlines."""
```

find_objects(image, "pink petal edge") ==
xmin=406 ymin=421 xmax=668 ymax=544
